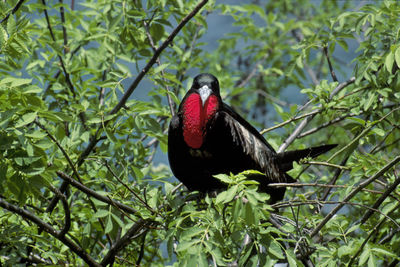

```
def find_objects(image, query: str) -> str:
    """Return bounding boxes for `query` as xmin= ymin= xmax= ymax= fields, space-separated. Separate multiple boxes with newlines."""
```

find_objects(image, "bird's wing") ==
xmin=212 ymin=103 xmax=282 ymax=182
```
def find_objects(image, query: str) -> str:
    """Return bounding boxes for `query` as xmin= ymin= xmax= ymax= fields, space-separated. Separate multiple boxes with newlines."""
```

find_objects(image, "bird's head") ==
xmin=179 ymin=73 xmax=221 ymax=149
xmin=191 ymin=73 xmax=220 ymax=106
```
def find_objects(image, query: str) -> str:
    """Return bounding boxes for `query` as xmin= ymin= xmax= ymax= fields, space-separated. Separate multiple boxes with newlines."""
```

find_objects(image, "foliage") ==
xmin=0 ymin=0 xmax=400 ymax=266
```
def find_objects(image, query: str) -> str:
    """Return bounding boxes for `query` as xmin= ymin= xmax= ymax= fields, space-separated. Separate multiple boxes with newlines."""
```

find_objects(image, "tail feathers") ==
xmin=277 ymin=144 xmax=337 ymax=172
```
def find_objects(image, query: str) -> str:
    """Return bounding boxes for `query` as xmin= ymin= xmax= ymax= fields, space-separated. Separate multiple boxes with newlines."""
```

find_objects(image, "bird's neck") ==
xmin=181 ymin=93 xmax=219 ymax=149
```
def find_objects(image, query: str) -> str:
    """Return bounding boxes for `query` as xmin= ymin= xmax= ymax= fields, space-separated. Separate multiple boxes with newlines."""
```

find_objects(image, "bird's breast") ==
xmin=181 ymin=93 xmax=219 ymax=149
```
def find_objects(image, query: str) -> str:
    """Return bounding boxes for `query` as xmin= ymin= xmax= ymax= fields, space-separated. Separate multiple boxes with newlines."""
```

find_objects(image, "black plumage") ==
xmin=168 ymin=73 xmax=336 ymax=203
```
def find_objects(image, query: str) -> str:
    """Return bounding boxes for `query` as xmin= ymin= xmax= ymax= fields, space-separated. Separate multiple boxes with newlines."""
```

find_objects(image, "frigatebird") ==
xmin=168 ymin=73 xmax=336 ymax=203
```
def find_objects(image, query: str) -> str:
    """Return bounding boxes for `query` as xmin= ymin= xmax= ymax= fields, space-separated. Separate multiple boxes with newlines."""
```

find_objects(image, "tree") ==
xmin=1 ymin=0 xmax=400 ymax=266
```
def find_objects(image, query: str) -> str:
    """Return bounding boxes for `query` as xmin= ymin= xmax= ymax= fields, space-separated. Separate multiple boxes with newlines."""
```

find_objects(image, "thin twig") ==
xmin=260 ymin=109 xmax=320 ymax=135
xmin=0 ymin=0 xmax=25 ymax=24
xmin=359 ymin=171 xmax=400 ymax=224
xmin=309 ymin=154 xmax=400 ymax=237
xmin=47 ymin=184 xmax=71 ymax=237
xmin=272 ymin=200 xmax=400 ymax=228
xmin=104 ymin=160 xmax=155 ymax=214
xmin=56 ymin=171 xmax=138 ymax=215
xmin=100 ymin=219 xmax=153 ymax=266
xmin=320 ymin=156 xmax=350 ymax=201
xmin=109 ymin=0 xmax=208 ymax=116
xmin=0 ymin=197 xmax=101 ymax=267
xmin=41 ymin=0 xmax=75 ymax=98
xmin=278 ymin=77 xmax=355 ymax=153
xmin=349 ymin=202 xmax=400 ymax=266
xmin=143 ymin=20 xmax=176 ymax=117
xmin=303 ymin=161 xmax=351 ymax=170
xmin=267 ymin=182 xmax=382 ymax=194
xmin=35 ymin=119 xmax=82 ymax=183
xmin=323 ymin=45 xmax=338 ymax=82
xmin=235 ymin=53 xmax=270 ymax=88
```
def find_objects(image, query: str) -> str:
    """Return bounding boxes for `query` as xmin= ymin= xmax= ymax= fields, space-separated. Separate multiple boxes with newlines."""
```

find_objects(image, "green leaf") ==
xmin=395 ymin=46 xmax=400 ymax=69
xmin=285 ymin=249 xmax=297 ymax=267
xmin=213 ymin=173 xmax=232 ymax=184
xmin=359 ymin=248 xmax=370 ymax=266
xmin=105 ymin=215 xmax=113 ymax=234
xmin=215 ymin=185 xmax=238 ymax=204
xmin=268 ymin=238 xmax=284 ymax=259
xmin=385 ymin=51 xmax=394 ymax=73
xmin=15 ymin=112 xmax=37 ymax=128
xmin=94 ymin=209 xmax=109 ymax=218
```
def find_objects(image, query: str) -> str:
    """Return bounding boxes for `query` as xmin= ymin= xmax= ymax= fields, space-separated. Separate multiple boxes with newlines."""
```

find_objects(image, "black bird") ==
xmin=168 ymin=73 xmax=336 ymax=203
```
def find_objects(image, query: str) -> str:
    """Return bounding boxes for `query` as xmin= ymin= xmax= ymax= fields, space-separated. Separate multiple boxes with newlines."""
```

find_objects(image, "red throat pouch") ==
xmin=182 ymin=93 xmax=219 ymax=149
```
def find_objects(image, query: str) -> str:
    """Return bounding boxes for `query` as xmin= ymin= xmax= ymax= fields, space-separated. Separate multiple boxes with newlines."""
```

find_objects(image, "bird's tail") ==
xmin=277 ymin=144 xmax=337 ymax=172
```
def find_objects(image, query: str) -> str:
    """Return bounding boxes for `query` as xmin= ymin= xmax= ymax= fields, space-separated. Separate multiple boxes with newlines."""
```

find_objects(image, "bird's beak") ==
xmin=199 ymin=85 xmax=212 ymax=107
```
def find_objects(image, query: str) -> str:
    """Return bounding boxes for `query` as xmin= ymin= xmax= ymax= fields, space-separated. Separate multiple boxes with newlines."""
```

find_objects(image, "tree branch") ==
xmin=109 ymin=0 xmax=208 ymax=116
xmin=48 ymin=184 xmax=71 ymax=237
xmin=74 ymin=0 xmax=208 ymax=174
xmin=100 ymin=218 xmax=153 ymax=266
xmin=41 ymin=0 xmax=75 ymax=98
xmin=56 ymin=170 xmax=138 ymax=215
xmin=277 ymin=77 xmax=355 ymax=153
xmin=309 ymin=154 xmax=400 ymax=238
xmin=0 ymin=0 xmax=25 ymax=24
xmin=143 ymin=20 xmax=176 ymax=117
xmin=0 ymin=197 xmax=100 ymax=266
xmin=359 ymin=171 xmax=400 ymax=224
xmin=323 ymin=45 xmax=338 ymax=82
